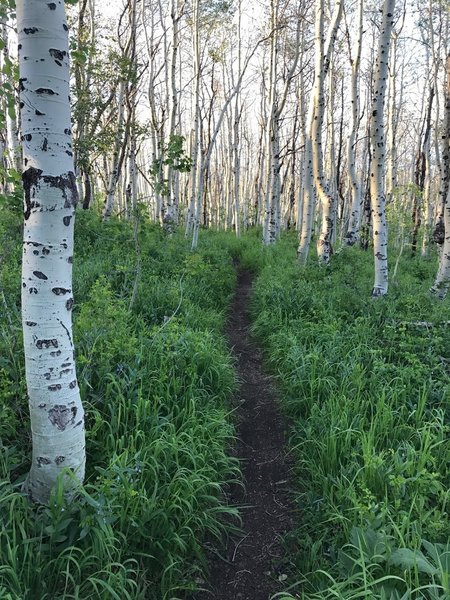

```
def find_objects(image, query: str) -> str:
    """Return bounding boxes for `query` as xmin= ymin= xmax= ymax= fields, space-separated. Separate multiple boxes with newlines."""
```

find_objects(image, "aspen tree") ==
xmin=264 ymin=4 xmax=301 ymax=245
xmin=431 ymin=55 xmax=450 ymax=298
xmin=102 ymin=0 xmax=137 ymax=220
xmin=298 ymin=0 xmax=342 ymax=263
xmin=314 ymin=0 xmax=343 ymax=264
xmin=370 ymin=0 xmax=395 ymax=297
xmin=18 ymin=0 xmax=85 ymax=504
xmin=345 ymin=0 xmax=363 ymax=245
xmin=386 ymin=31 xmax=397 ymax=206
xmin=232 ymin=0 xmax=242 ymax=238
xmin=412 ymin=85 xmax=434 ymax=255
xmin=185 ymin=0 xmax=201 ymax=238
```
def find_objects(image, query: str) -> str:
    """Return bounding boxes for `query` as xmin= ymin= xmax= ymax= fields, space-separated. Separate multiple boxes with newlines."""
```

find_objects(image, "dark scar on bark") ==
xmin=63 ymin=215 xmax=72 ymax=226
xmin=48 ymin=384 xmax=62 ymax=391
xmin=33 ymin=271 xmax=47 ymax=280
xmin=50 ymin=350 xmax=62 ymax=357
xmin=36 ymin=456 xmax=51 ymax=467
xmin=52 ymin=287 xmax=71 ymax=295
xmin=49 ymin=49 xmax=66 ymax=62
xmin=55 ymin=456 xmax=65 ymax=465
xmin=18 ymin=77 xmax=27 ymax=92
xmin=22 ymin=167 xmax=43 ymax=220
xmin=35 ymin=88 xmax=57 ymax=96
xmin=69 ymin=380 xmax=77 ymax=389
xmin=48 ymin=405 xmax=77 ymax=431
xmin=47 ymin=2 xmax=56 ymax=8
xmin=36 ymin=338 xmax=58 ymax=349
xmin=24 ymin=27 xmax=39 ymax=34
xmin=41 ymin=137 xmax=48 ymax=151
xmin=25 ymin=321 xmax=37 ymax=326
xmin=66 ymin=298 xmax=74 ymax=310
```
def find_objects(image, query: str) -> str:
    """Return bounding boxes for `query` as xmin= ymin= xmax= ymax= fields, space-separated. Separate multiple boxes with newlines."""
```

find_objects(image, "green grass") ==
xmin=246 ymin=234 xmax=450 ymax=600
xmin=0 ymin=208 xmax=242 ymax=599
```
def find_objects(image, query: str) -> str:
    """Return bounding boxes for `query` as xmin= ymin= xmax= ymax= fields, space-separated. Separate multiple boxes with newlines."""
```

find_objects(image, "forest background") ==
xmin=0 ymin=0 xmax=449 ymax=599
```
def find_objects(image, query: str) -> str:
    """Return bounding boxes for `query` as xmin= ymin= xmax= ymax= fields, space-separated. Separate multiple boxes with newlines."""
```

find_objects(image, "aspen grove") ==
xmin=0 ymin=0 xmax=449 ymax=599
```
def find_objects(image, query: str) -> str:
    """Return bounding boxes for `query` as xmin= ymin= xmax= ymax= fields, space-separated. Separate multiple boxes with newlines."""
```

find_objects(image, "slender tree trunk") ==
xmin=370 ymin=0 xmax=395 ymax=296
xmin=18 ymin=0 xmax=85 ymax=504
xmin=431 ymin=56 xmax=450 ymax=298
xmin=345 ymin=0 xmax=363 ymax=245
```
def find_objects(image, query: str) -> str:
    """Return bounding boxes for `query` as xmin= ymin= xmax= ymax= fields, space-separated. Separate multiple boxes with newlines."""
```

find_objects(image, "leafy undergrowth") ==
xmin=0 ymin=208 xmax=242 ymax=599
xmin=247 ymin=235 xmax=450 ymax=600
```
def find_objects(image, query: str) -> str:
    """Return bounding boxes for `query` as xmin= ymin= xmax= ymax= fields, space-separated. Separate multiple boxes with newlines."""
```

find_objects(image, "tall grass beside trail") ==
xmin=0 ymin=208 xmax=242 ymax=599
xmin=246 ymin=235 xmax=450 ymax=600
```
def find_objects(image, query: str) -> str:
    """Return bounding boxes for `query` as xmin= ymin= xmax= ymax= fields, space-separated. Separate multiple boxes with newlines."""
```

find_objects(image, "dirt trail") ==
xmin=193 ymin=269 xmax=296 ymax=600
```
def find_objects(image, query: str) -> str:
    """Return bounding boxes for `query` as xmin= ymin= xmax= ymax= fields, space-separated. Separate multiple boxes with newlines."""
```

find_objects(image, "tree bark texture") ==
xmin=370 ymin=0 xmax=395 ymax=296
xmin=18 ymin=0 xmax=86 ymax=504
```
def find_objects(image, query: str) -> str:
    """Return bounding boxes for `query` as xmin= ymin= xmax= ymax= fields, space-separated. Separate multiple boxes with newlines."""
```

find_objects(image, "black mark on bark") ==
xmin=35 ymin=338 xmax=58 ymax=349
xmin=33 ymin=271 xmax=48 ymax=280
xmin=35 ymin=88 xmax=56 ymax=96
xmin=49 ymin=48 xmax=66 ymax=62
xmin=48 ymin=384 xmax=62 ymax=391
xmin=52 ymin=287 xmax=71 ymax=295
xmin=22 ymin=167 xmax=43 ymax=220
xmin=48 ymin=405 xmax=77 ymax=431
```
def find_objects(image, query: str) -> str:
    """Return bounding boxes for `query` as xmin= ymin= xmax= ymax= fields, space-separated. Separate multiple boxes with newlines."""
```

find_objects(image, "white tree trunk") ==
xmin=431 ymin=56 xmax=450 ymax=297
xmin=345 ymin=0 xmax=363 ymax=245
xmin=18 ymin=0 xmax=85 ymax=504
xmin=370 ymin=0 xmax=395 ymax=297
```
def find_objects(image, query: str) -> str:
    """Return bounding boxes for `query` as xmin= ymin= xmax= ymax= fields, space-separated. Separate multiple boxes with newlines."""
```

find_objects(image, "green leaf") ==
xmin=388 ymin=548 xmax=438 ymax=575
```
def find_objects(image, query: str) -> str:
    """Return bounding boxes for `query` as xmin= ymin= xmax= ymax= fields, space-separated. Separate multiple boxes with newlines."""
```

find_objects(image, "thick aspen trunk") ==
xmin=370 ymin=0 xmax=395 ymax=297
xmin=18 ymin=0 xmax=85 ymax=504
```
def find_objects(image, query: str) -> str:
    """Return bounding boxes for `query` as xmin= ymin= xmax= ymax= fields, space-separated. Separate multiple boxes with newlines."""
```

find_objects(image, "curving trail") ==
xmin=194 ymin=269 xmax=296 ymax=600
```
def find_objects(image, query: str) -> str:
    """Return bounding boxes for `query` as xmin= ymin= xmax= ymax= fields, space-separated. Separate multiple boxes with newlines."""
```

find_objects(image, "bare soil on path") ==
xmin=192 ymin=269 xmax=296 ymax=600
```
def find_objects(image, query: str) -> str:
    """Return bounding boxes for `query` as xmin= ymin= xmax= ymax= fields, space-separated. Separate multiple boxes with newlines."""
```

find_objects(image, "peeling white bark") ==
xmin=18 ymin=0 xmax=85 ymax=504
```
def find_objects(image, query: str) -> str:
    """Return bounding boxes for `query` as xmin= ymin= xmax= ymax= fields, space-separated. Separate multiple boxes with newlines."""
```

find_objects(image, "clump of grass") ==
xmin=250 ymin=238 xmax=450 ymax=600
xmin=0 ymin=209 xmax=241 ymax=598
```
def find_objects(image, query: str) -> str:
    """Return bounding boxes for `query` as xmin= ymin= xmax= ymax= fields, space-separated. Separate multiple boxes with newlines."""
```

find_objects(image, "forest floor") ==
xmin=193 ymin=269 xmax=296 ymax=600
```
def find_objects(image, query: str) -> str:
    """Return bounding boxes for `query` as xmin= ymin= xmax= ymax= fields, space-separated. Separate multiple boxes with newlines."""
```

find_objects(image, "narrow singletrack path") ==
xmin=194 ymin=269 xmax=296 ymax=600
